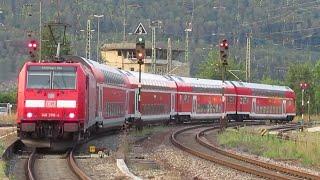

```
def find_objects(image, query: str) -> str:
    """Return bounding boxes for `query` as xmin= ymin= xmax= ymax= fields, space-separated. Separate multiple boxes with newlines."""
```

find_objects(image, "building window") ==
xmin=130 ymin=68 xmax=134 ymax=71
xmin=118 ymin=51 xmax=122 ymax=56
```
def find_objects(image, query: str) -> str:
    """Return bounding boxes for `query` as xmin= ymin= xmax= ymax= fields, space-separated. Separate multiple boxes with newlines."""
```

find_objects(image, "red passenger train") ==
xmin=16 ymin=56 xmax=296 ymax=147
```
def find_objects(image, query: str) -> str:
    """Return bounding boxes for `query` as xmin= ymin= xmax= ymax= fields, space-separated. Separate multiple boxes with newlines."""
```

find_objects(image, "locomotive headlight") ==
xmin=69 ymin=113 xmax=75 ymax=119
xmin=27 ymin=112 xmax=33 ymax=118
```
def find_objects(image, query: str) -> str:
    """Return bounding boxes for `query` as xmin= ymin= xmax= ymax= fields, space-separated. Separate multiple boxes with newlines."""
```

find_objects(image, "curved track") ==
xmin=26 ymin=148 xmax=90 ymax=180
xmin=171 ymin=124 xmax=320 ymax=180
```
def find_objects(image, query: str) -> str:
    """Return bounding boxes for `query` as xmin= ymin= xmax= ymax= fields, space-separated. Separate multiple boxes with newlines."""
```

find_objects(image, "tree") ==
xmin=285 ymin=62 xmax=314 ymax=115
xmin=196 ymin=50 xmax=245 ymax=81
xmin=313 ymin=61 xmax=320 ymax=114
xmin=41 ymin=23 xmax=71 ymax=60
xmin=260 ymin=75 xmax=284 ymax=86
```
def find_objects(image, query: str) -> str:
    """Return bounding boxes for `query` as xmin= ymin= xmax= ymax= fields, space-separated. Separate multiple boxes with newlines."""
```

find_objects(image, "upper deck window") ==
xmin=27 ymin=66 xmax=76 ymax=89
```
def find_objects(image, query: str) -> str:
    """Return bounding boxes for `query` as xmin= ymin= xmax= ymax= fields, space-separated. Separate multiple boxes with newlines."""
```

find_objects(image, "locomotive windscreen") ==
xmin=27 ymin=65 xmax=77 ymax=89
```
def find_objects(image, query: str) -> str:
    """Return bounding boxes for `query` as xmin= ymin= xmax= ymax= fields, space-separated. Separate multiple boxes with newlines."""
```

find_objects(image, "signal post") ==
xmin=28 ymin=40 xmax=38 ymax=61
xmin=136 ymin=36 xmax=145 ymax=131
xmin=219 ymin=39 xmax=229 ymax=131
xmin=300 ymin=82 xmax=309 ymax=125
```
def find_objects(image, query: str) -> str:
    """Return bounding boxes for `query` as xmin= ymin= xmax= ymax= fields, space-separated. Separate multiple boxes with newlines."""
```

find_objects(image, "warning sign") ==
xmin=134 ymin=22 xmax=147 ymax=35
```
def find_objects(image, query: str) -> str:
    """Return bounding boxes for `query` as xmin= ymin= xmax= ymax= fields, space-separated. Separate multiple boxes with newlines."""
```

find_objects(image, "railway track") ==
xmin=26 ymin=148 xmax=91 ymax=180
xmin=171 ymin=124 xmax=320 ymax=180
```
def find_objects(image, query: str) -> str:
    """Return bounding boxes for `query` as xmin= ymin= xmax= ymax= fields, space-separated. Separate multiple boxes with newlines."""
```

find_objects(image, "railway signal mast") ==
xmin=28 ymin=40 xmax=38 ymax=60
xmin=136 ymin=36 xmax=145 ymax=130
xmin=219 ymin=39 xmax=229 ymax=131
xmin=300 ymin=82 xmax=309 ymax=124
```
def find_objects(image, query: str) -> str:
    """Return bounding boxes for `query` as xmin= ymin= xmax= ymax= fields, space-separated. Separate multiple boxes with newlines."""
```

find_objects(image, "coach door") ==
xmin=282 ymin=100 xmax=286 ymax=115
xmin=134 ymin=89 xmax=139 ymax=116
xmin=252 ymin=98 xmax=256 ymax=114
xmin=192 ymin=96 xmax=197 ymax=114
xmin=98 ymin=85 xmax=103 ymax=118
xmin=124 ymin=90 xmax=128 ymax=115
xmin=171 ymin=93 xmax=175 ymax=115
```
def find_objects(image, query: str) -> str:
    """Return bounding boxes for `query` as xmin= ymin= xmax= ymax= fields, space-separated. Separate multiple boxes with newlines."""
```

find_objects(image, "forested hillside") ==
xmin=0 ymin=0 xmax=319 ymax=82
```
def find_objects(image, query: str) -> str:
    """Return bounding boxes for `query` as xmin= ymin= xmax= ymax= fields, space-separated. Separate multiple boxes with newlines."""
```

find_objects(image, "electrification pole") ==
xmin=150 ymin=20 xmax=162 ymax=74
xmin=151 ymin=26 xmax=156 ymax=73
xmin=122 ymin=0 xmax=126 ymax=41
xmin=167 ymin=38 xmax=172 ymax=74
xmin=94 ymin=14 xmax=104 ymax=63
xmin=85 ymin=20 xmax=94 ymax=60
xmin=39 ymin=0 xmax=42 ymax=62
xmin=185 ymin=22 xmax=192 ymax=63
xmin=246 ymin=33 xmax=251 ymax=82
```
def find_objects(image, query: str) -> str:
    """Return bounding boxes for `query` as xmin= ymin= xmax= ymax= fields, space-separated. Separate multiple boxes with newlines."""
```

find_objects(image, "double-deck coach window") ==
xmin=27 ymin=66 xmax=76 ymax=89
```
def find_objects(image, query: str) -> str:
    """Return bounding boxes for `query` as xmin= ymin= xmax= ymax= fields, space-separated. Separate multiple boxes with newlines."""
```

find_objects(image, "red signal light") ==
xmin=300 ymin=82 xmax=309 ymax=90
xmin=28 ymin=40 xmax=37 ymax=49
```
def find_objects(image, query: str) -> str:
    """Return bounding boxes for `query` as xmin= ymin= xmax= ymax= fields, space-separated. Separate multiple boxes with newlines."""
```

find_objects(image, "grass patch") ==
xmin=293 ymin=114 xmax=320 ymax=123
xmin=0 ymin=113 xmax=16 ymax=125
xmin=131 ymin=125 xmax=167 ymax=137
xmin=0 ymin=141 xmax=7 ymax=179
xmin=217 ymin=128 xmax=320 ymax=168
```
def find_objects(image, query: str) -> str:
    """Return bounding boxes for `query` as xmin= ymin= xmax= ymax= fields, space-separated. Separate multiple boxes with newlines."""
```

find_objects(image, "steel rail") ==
xmin=197 ymin=127 xmax=320 ymax=180
xmin=171 ymin=124 xmax=300 ymax=180
xmin=26 ymin=149 xmax=36 ymax=180
xmin=68 ymin=148 xmax=91 ymax=180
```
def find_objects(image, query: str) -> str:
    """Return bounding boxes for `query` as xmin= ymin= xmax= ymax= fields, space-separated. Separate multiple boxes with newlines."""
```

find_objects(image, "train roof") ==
xmin=231 ymin=81 xmax=293 ymax=92
xmin=170 ymin=76 xmax=234 ymax=88
xmin=122 ymin=70 xmax=176 ymax=89
xmin=69 ymin=56 xmax=125 ymax=76
xmin=66 ymin=56 xmax=128 ymax=87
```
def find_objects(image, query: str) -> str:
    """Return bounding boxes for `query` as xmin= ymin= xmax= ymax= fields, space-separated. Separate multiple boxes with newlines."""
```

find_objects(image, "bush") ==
xmin=0 ymin=91 xmax=16 ymax=104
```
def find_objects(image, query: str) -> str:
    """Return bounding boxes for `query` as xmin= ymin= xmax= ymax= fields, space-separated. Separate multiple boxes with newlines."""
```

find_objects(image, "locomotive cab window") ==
xmin=27 ymin=71 xmax=51 ymax=89
xmin=53 ymin=71 xmax=76 ymax=89
xmin=27 ymin=66 xmax=76 ymax=89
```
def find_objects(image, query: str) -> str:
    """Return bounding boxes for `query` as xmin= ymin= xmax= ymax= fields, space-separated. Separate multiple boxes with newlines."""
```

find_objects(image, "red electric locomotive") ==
xmin=17 ymin=56 xmax=130 ymax=147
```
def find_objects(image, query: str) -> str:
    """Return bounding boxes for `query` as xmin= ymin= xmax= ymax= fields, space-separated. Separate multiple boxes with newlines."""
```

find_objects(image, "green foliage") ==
xmin=0 ymin=91 xmax=16 ymax=104
xmin=196 ymin=50 xmax=245 ymax=81
xmin=1 ymin=0 xmax=320 ymax=81
xmin=285 ymin=62 xmax=316 ymax=114
xmin=41 ymin=24 xmax=71 ymax=59
xmin=260 ymin=75 xmax=283 ymax=86
xmin=218 ymin=128 xmax=320 ymax=167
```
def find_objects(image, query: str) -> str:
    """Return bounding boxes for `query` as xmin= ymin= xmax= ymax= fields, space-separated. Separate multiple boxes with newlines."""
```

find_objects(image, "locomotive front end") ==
xmin=17 ymin=63 xmax=84 ymax=147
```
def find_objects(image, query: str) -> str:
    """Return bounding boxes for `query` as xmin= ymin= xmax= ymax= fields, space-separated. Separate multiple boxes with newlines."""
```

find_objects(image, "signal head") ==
xmin=28 ymin=40 xmax=37 ymax=50
xmin=136 ymin=36 xmax=145 ymax=44
xmin=221 ymin=39 xmax=228 ymax=49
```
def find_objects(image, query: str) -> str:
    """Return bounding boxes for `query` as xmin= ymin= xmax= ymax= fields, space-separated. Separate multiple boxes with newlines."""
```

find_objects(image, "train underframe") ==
xmin=17 ymin=120 xmax=85 ymax=148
